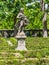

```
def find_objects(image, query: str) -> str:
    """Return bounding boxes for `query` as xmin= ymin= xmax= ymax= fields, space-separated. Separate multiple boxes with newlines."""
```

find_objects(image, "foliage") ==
xmin=0 ymin=37 xmax=49 ymax=64
xmin=44 ymin=0 xmax=49 ymax=3
xmin=0 ymin=59 xmax=49 ymax=65
xmin=0 ymin=37 xmax=49 ymax=57
xmin=24 ymin=2 xmax=43 ymax=30
xmin=0 ymin=0 xmax=23 ymax=29
xmin=47 ymin=14 xmax=49 ymax=29
xmin=0 ymin=0 xmax=49 ymax=29
xmin=0 ymin=37 xmax=49 ymax=50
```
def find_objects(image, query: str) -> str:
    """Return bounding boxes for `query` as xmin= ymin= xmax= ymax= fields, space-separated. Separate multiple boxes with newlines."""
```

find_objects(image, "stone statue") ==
xmin=16 ymin=8 xmax=29 ymax=35
xmin=4 ymin=31 xmax=8 ymax=38
xmin=15 ymin=8 xmax=29 ymax=50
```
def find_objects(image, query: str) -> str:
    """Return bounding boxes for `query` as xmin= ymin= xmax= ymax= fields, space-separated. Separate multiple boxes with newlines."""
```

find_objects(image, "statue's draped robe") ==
xmin=17 ymin=12 xmax=29 ymax=33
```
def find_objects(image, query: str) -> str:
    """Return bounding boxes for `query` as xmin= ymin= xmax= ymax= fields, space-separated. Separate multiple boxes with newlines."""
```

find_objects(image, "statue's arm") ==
xmin=25 ymin=17 xmax=29 ymax=23
xmin=17 ymin=13 xmax=20 ymax=18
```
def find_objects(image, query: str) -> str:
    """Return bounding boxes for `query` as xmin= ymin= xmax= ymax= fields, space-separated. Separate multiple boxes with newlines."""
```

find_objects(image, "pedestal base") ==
xmin=15 ymin=35 xmax=27 ymax=50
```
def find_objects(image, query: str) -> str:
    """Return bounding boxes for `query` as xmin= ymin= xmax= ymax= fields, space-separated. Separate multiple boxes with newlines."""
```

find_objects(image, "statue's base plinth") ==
xmin=15 ymin=33 xmax=27 ymax=50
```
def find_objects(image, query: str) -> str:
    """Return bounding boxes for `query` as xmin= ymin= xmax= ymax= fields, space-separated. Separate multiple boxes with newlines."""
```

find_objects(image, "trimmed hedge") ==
xmin=0 ymin=37 xmax=49 ymax=50
xmin=0 ymin=37 xmax=49 ymax=65
xmin=0 ymin=58 xmax=49 ymax=65
xmin=0 ymin=37 xmax=49 ymax=58
xmin=26 ymin=37 xmax=49 ymax=50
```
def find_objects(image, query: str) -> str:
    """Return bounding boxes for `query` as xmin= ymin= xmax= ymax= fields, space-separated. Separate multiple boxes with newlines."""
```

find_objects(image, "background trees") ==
xmin=0 ymin=0 xmax=49 ymax=35
xmin=40 ymin=0 xmax=48 ymax=37
xmin=0 ymin=0 xmax=22 ymax=29
xmin=24 ymin=2 xmax=43 ymax=30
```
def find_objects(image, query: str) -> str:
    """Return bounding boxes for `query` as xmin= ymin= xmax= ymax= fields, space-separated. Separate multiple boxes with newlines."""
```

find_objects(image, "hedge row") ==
xmin=0 ymin=50 xmax=49 ymax=59
xmin=0 ymin=58 xmax=49 ymax=65
xmin=0 ymin=37 xmax=49 ymax=50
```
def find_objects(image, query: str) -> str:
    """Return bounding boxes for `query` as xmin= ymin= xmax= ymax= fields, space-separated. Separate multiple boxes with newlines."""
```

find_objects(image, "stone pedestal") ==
xmin=15 ymin=32 xmax=27 ymax=50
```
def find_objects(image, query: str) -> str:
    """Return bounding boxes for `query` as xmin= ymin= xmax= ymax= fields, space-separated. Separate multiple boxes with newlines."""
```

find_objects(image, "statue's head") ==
xmin=20 ymin=8 xmax=24 ymax=13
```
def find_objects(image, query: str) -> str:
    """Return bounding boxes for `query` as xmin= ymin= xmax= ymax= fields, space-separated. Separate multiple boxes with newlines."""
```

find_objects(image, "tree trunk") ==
xmin=40 ymin=0 xmax=48 ymax=38
xmin=42 ymin=12 xmax=48 ymax=38
xmin=40 ymin=0 xmax=45 ymax=12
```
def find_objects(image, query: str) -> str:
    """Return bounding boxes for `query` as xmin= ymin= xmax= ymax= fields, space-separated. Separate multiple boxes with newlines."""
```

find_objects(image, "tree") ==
xmin=40 ymin=0 xmax=48 ymax=38
xmin=24 ymin=1 xmax=43 ymax=30
xmin=0 ymin=0 xmax=24 ymax=29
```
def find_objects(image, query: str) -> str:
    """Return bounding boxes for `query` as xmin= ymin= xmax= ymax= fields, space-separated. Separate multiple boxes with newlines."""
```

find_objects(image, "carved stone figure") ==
xmin=4 ymin=31 xmax=8 ymax=38
xmin=15 ymin=8 xmax=29 ymax=50
xmin=16 ymin=8 xmax=29 ymax=35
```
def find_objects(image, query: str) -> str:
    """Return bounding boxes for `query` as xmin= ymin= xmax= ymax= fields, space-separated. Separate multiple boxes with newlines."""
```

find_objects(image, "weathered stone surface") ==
xmin=15 ymin=8 xmax=28 ymax=50
xmin=15 ymin=35 xmax=27 ymax=50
